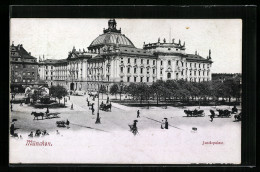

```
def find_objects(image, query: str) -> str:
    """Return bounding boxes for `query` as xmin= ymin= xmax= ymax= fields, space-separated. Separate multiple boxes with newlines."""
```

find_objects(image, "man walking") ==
xmin=137 ymin=110 xmax=140 ymax=118
xmin=164 ymin=118 xmax=169 ymax=129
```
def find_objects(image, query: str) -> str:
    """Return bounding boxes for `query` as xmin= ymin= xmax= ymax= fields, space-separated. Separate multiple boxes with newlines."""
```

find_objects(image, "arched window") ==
xmin=167 ymin=72 xmax=171 ymax=79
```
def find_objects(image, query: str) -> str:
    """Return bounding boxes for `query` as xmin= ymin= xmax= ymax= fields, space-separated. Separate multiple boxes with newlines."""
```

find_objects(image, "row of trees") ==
xmin=108 ymin=78 xmax=241 ymax=104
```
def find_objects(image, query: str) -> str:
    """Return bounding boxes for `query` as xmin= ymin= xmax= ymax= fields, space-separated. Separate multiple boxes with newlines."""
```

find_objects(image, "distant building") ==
xmin=10 ymin=43 xmax=39 ymax=92
xmin=212 ymin=73 xmax=242 ymax=83
xmin=33 ymin=19 xmax=213 ymax=92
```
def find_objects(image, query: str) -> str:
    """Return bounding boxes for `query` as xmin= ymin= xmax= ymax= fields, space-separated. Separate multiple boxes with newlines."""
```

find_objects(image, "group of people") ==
xmin=28 ymin=129 xmax=49 ymax=138
xmin=130 ymin=110 xmax=170 ymax=135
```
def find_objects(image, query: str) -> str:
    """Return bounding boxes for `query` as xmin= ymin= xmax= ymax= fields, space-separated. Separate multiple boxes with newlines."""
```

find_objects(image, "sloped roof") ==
xmin=11 ymin=45 xmax=36 ymax=59
xmin=186 ymin=54 xmax=212 ymax=62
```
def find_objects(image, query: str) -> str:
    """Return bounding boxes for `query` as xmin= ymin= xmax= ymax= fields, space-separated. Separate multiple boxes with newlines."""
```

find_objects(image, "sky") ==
xmin=10 ymin=19 xmax=242 ymax=73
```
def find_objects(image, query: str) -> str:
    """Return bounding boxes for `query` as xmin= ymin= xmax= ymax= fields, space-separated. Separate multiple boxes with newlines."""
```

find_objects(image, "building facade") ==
xmin=36 ymin=19 xmax=213 ymax=92
xmin=10 ymin=43 xmax=39 ymax=92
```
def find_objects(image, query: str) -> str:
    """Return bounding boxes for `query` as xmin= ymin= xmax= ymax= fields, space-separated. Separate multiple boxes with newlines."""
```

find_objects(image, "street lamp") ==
xmin=95 ymin=72 xmax=101 ymax=124
xmin=120 ymin=81 xmax=123 ymax=102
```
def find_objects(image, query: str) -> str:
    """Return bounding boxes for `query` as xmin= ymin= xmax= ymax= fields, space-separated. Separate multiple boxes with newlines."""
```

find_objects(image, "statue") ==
xmin=163 ymin=38 xmax=166 ymax=43
xmin=158 ymin=38 xmax=160 ymax=43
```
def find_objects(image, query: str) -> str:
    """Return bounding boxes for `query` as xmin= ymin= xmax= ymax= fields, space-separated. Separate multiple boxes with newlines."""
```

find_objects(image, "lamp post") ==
xmin=119 ymin=81 xmax=123 ymax=102
xmin=95 ymin=72 xmax=101 ymax=124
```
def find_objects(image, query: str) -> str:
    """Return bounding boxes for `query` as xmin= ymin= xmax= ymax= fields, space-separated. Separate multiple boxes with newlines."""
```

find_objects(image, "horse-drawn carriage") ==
xmin=210 ymin=109 xmax=232 ymax=118
xmin=56 ymin=120 xmax=66 ymax=127
xmin=184 ymin=109 xmax=205 ymax=117
xmin=31 ymin=111 xmax=60 ymax=120
xmin=99 ymin=103 xmax=112 ymax=112
xmin=45 ymin=112 xmax=60 ymax=119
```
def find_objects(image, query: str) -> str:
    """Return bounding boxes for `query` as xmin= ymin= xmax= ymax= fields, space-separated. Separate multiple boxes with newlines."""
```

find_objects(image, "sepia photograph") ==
xmin=9 ymin=18 xmax=242 ymax=164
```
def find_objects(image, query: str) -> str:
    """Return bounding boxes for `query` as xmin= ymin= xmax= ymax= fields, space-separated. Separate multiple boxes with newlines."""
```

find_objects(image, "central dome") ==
xmin=88 ymin=19 xmax=135 ymax=50
xmin=89 ymin=32 xmax=135 ymax=48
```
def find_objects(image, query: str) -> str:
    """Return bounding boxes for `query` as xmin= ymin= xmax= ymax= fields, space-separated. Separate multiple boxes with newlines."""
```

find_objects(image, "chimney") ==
xmin=172 ymin=38 xmax=175 ymax=43
xmin=29 ymin=52 xmax=31 ymax=55
xmin=209 ymin=49 xmax=211 ymax=59
xmin=12 ymin=41 xmax=14 ymax=46
xmin=158 ymin=37 xmax=160 ymax=43
xmin=195 ymin=50 xmax=197 ymax=55
xmin=18 ymin=44 xmax=20 ymax=50
xmin=20 ymin=44 xmax=23 ymax=47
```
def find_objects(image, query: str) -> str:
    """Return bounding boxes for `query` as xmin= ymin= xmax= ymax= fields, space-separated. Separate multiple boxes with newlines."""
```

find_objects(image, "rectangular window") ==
xmin=128 ymin=58 xmax=130 ymax=63
xmin=121 ymin=67 xmax=123 ymax=73
xmin=51 ymin=66 xmax=53 ymax=69
xmin=46 ymin=72 xmax=48 ymax=75
xmin=46 ymin=77 xmax=47 ymax=80
xmin=46 ymin=66 xmax=47 ymax=69
xmin=141 ymin=68 xmax=143 ymax=74
xmin=134 ymin=59 xmax=137 ymax=64
xmin=153 ymin=77 xmax=155 ymax=82
xmin=147 ymin=77 xmax=149 ymax=82
xmin=121 ymin=58 xmax=123 ymax=63
xmin=141 ymin=59 xmax=143 ymax=64
xmin=134 ymin=68 xmax=137 ymax=73
xmin=147 ymin=60 xmax=149 ymax=64
xmin=190 ymin=63 xmax=192 ymax=67
xmin=140 ymin=77 xmax=143 ymax=82
xmin=127 ymin=77 xmax=130 ymax=82
xmin=153 ymin=69 xmax=155 ymax=74
xmin=134 ymin=77 xmax=137 ymax=82
xmin=153 ymin=60 xmax=155 ymax=65
xmin=127 ymin=67 xmax=130 ymax=73
xmin=194 ymin=71 xmax=196 ymax=75
xmin=51 ymin=72 xmax=53 ymax=75
xmin=147 ymin=69 xmax=149 ymax=74
xmin=51 ymin=77 xmax=53 ymax=80
xmin=120 ymin=76 xmax=123 ymax=82
xmin=199 ymin=71 xmax=201 ymax=76
xmin=195 ymin=63 xmax=196 ymax=67
xmin=161 ymin=61 xmax=163 ymax=65
xmin=160 ymin=69 xmax=162 ymax=75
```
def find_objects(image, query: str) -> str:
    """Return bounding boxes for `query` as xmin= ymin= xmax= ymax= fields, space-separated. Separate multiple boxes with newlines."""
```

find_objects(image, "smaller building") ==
xmin=10 ymin=43 xmax=39 ymax=92
xmin=212 ymin=73 xmax=242 ymax=83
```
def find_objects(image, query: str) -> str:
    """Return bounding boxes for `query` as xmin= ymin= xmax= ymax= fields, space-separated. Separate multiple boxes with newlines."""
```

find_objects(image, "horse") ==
xmin=31 ymin=112 xmax=44 ymax=120
xmin=184 ymin=110 xmax=193 ymax=117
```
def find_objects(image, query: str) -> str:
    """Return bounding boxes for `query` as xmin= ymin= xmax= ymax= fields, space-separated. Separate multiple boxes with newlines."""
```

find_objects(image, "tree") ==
xmin=49 ymin=85 xmax=68 ymax=104
xmin=110 ymin=84 xmax=119 ymax=99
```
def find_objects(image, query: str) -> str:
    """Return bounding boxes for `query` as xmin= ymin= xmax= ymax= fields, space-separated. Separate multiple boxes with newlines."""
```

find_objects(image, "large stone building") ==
xmin=10 ymin=43 xmax=40 ymax=92
xmin=37 ymin=19 xmax=213 ymax=92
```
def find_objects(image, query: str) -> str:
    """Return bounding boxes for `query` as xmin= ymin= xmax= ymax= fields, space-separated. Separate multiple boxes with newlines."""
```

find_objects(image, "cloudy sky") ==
xmin=10 ymin=19 xmax=242 ymax=73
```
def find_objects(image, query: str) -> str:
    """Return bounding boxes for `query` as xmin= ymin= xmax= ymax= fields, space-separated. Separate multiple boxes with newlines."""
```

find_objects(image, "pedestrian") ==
xmin=164 ymin=118 xmax=168 ymax=129
xmin=92 ymin=107 xmax=95 ymax=115
xmin=10 ymin=122 xmax=15 ymax=135
xmin=66 ymin=119 xmax=70 ymax=126
xmin=28 ymin=131 xmax=33 ymax=138
xmin=11 ymin=104 xmax=13 ymax=111
xmin=210 ymin=114 xmax=214 ymax=122
xmin=137 ymin=110 xmax=140 ymax=118
xmin=107 ymin=96 xmax=109 ymax=104
xmin=56 ymin=130 xmax=60 ymax=135
xmin=46 ymin=107 xmax=49 ymax=114
xmin=71 ymin=103 xmax=73 ymax=110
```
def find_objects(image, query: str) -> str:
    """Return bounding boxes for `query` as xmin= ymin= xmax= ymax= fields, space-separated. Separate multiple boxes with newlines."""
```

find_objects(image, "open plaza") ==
xmin=10 ymin=93 xmax=241 ymax=164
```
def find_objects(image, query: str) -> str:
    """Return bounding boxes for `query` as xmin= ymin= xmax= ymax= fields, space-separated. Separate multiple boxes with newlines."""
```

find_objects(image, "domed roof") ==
xmin=89 ymin=32 xmax=135 ymax=48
